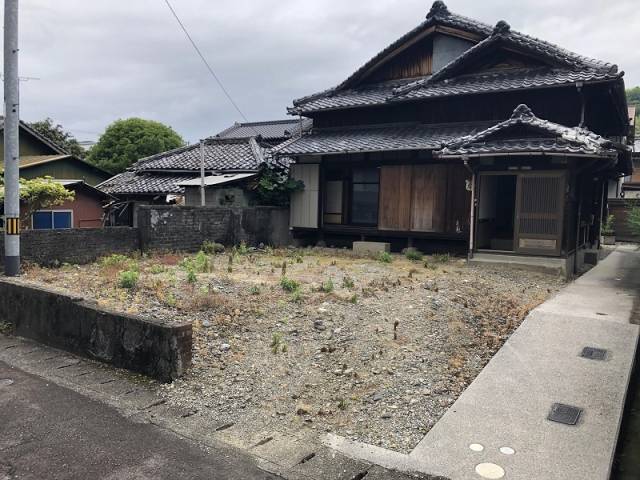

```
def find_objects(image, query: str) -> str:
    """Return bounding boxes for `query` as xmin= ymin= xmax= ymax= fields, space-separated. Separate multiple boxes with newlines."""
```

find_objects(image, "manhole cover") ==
xmin=580 ymin=347 xmax=607 ymax=361
xmin=548 ymin=403 xmax=582 ymax=425
xmin=0 ymin=379 xmax=13 ymax=387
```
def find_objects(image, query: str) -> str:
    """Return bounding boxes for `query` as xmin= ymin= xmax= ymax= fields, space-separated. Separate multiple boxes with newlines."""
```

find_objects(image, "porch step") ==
xmin=469 ymin=252 xmax=570 ymax=277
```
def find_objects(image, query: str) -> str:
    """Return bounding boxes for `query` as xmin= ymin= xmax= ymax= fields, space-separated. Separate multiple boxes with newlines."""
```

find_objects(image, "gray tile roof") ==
xmin=291 ymin=2 xmax=618 ymax=115
xmin=99 ymin=171 xmax=199 ymax=196
xmin=275 ymin=122 xmax=496 ymax=156
xmin=216 ymin=118 xmax=313 ymax=141
xmin=134 ymin=137 xmax=266 ymax=172
xmin=100 ymin=136 xmax=276 ymax=197
xmin=440 ymin=104 xmax=619 ymax=157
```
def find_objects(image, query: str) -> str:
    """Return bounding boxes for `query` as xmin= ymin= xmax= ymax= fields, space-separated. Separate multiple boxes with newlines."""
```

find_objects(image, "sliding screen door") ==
xmin=515 ymin=172 xmax=565 ymax=256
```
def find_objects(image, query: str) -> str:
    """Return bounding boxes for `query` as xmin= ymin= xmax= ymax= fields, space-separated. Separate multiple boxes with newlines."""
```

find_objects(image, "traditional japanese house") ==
xmin=276 ymin=1 xmax=632 ymax=275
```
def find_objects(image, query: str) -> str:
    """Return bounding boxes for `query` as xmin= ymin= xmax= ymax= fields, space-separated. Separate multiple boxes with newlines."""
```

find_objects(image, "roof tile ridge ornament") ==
xmin=492 ymin=20 xmax=511 ymax=36
xmin=426 ymin=0 xmax=450 ymax=19
xmin=511 ymin=104 xmax=535 ymax=120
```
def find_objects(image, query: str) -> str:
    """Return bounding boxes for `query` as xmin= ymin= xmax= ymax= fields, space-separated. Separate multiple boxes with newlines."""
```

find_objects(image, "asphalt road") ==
xmin=0 ymin=361 xmax=279 ymax=480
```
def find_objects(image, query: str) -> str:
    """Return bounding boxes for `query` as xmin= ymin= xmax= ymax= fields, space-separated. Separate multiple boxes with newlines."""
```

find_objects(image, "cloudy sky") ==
xmin=5 ymin=0 xmax=640 ymax=144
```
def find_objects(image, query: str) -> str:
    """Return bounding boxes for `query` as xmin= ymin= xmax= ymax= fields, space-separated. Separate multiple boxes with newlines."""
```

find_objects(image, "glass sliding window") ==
xmin=32 ymin=211 xmax=53 ymax=229
xmin=350 ymin=167 xmax=379 ymax=226
xmin=324 ymin=180 xmax=344 ymax=224
xmin=53 ymin=211 xmax=72 ymax=229
xmin=32 ymin=210 xmax=72 ymax=230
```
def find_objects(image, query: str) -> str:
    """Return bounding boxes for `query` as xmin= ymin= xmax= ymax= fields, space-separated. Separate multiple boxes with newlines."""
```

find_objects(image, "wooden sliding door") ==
xmin=379 ymin=165 xmax=412 ymax=230
xmin=411 ymin=164 xmax=447 ymax=232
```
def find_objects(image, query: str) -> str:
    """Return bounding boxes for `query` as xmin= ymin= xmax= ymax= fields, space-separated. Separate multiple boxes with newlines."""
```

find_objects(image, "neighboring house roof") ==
xmin=274 ymin=122 xmax=495 ymax=156
xmin=53 ymin=179 xmax=114 ymax=200
xmin=99 ymin=136 xmax=276 ymax=197
xmin=0 ymin=116 xmax=68 ymax=155
xmin=216 ymin=119 xmax=313 ymax=141
xmin=439 ymin=104 xmax=620 ymax=158
xmin=290 ymin=2 xmax=619 ymax=115
xmin=0 ymin=154 xmax=111 ymax=179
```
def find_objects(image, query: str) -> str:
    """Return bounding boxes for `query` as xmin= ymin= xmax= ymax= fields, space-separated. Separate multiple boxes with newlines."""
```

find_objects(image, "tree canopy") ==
xmin=87 ymin=118 xmax=184 ymax=174
xmin=626 ymin=87 xmax=640 ymax=136
xmin=28 ymin=118 xmax=86 ymax=158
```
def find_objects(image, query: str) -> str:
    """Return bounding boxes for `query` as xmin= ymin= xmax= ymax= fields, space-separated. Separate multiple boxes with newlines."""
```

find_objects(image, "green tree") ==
xmin=626 ymin=87 xmax=640 ymax=136
xmin=28 ymin=117 xmax=86 ymax=158
xmin=254 ymin=164 xmax=304 ymax=206
xmin=0 ymin=176 xmax=75 ymax=223
xmin=87 ymin=118 xmax=184 ymax=174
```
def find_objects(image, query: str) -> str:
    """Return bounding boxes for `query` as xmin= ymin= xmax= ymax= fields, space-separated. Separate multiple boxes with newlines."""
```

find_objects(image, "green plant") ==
xmin=424 ymin=261 xmax=436 ymax=270
xmin=236 ymin=241 xmax=249 ymax=256
xmin=291 ymin=290 xmax=304 ymax=303
xmin=149 ymin=264 xmax=166 ymax=274
xmin=0 ymin=176 xmax=75 ymax=223
xmin=628 ymin=205 xmax=640 ymax=236
xmin=249 ymin=285 xmax=261 ymax=295
xmin=321 ymin=278 xmax=334 ymax=293
xmin=433 ymin=253 xmax=451 ymax=263
xmin=349 ymin=294 xmax=358 ymax=304
xmin=164 ymin=292 xmax=177 ymax=307
xmin=100 ymin=254 xmax=130 ymax=267
xmin=342 ymin=276 xmax=355 ymax=289
xmin=193 ymin=250 xmax=212 ymax=273
xmin=254 ymin=164 xmax=305 ymax=207
xmin=186 ymin=266 xmax=197 ymax=284
xmin=602 ymin=214 xmax=616 ymax=236
xmin=201 ymin=240 xmax=225 ymax=255
xmin=337 ymin=398 xmax=348 ymax=410
xmin=118 ymin=270 xmax=139 ymax=289
xmin=405 ymin=248 xmax=423 ymax=261
xmin=378 ymin=251 xmax=393 ymax=263
xmin=0 ymin=320 xmax=13 ymax=334
xmin=271 ymin=332 xmax=284 ymax=354
xmin=280 ymin=277 xmax=300 ymax=293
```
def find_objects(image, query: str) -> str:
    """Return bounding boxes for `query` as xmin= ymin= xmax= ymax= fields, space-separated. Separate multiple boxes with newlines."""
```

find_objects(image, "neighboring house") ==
xmin=0 ymin=117 xmax=111 ymax=186
xmin=276 ymin=1 xmax=632 ymax=273
xmin=99 ymin=119 xmax=307 ymax=225
xmin=30 ymin=180 xmax=113 ymax=230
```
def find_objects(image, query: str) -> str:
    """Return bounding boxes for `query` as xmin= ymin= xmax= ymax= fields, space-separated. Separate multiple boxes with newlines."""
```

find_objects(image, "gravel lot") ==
xmin=21 ymin=247 xmax=563 ymax=452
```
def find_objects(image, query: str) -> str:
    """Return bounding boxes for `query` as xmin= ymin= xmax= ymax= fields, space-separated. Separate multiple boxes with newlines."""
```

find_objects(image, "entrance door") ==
xmin=476 ymin=174 xmax=518 ymax=252
xmin=515 ymin=172 xmax=565 ymax=256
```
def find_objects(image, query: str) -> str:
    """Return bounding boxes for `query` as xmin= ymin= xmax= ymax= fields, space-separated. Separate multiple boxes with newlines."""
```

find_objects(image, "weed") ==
xmin=321 ymin=278 xmax=334 ymax=293
xmin=378 ymin=251 xmax=393 ymax=263
xmin=164 ymin=292 xmax=177 ymax=307
xmin=235 ymin=241 xmax=249 ymax=256
xmin=405 ymin=248 xmax=424 ymax=261
xmin=118 ymin=270 xmax=139 ymax=289
xmin=100 ymin=254 xmax=130 ymax=267
xmin=249 ymin=285 xmax=261 ymax=295
xmin=295 ymin=255 xmax=304 ymax=264
xmin=201 ymin=240 xmax=225 ymax=255
xmin=342 ymin=276 xmax=355 ymax=289
xmin=330 ymin=259 xmax=337 ymax=266
xmin=337 ymin=398 xmax=348 ymax=410
xmin=424 ymin=261 xmax=437 ymax=270
xmin=0 ymin=321 xmax=13 ymax=334
xmin=281 ymin=261 xmax=287 ymax=277
xmin=349 ymin=294 xmax=358 ymax=304
xmin=433 ymin=253 xmax=451 ymax=263
xmin=193 ymin=250 xmax=212 ymax=273
xmin=186 ymin=266 xmax=197 ymax=284
xmin=271 ymin=332 xmax=284 ymax=354
xmin=149 ymin=264 xmax=166 ymax=274
xmin=280 ymin=277 xmax=300 ymax=293
xmin=408 ymin=268 xmax=419 ymax=279
xmin=291 ymin=290 xmax=304 ymax=303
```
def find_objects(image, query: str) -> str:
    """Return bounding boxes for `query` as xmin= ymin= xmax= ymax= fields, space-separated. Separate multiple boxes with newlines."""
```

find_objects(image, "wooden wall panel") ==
xmin=411 ymin=165 xmax=447 ymax=232
xmin=379 ymin=166 xmax=412 ymax=230
xmin=289 ymin=164 xmax=319 ymax=229
xmin=445 ymin=164 xmax=471 ymax=233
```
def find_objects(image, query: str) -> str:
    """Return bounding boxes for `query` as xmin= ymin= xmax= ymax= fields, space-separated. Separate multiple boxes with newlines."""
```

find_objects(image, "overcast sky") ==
xmin=4 ymin=0 xmax=639 ymax=144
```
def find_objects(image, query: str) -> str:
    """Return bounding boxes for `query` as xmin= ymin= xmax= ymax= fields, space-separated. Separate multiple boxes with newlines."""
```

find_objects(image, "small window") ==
xmin=32 ymin=211 xmax=72 ymax=230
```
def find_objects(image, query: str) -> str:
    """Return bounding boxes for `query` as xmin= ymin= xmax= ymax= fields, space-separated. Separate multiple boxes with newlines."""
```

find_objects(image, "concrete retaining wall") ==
xmin=0 ymin=279 xmax=191 ymax=382
xmin=137 ymin=205 xmax=291 ymax=252
xmin=0 ymin=227 xmax=140 ymax=266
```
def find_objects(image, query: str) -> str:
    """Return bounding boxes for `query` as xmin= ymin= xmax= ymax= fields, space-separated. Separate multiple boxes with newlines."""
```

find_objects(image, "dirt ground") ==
xmin=21 ymin=246 xmax=564 ymax=453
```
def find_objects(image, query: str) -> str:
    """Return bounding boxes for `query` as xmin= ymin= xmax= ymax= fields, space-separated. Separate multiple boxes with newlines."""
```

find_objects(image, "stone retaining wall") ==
xmin=0 ymin=279 xmax=191 ymax=382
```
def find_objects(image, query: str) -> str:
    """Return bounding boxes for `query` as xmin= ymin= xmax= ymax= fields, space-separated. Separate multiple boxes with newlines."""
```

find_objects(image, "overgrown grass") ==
xmin=271 ymin=332 xmax=287 ymax=354
xmin=432 ymin=253 xmax=451 ymax=263
xmin=201 ymin=240 xmax=225 ymax=255
xmin=321 ymin=278 xmax=334 ymax=293
xmin=342 ymin=276 xmax=355 ymax=289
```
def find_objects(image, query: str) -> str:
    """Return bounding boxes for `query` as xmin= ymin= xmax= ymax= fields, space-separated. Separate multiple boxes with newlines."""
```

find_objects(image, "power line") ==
xmin=162 ymin=0 xmax=258 ymax=136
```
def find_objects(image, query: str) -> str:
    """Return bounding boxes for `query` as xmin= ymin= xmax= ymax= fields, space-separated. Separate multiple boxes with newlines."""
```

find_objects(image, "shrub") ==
xmin=628 ymin=206 xmax=640 ymax=236
xmin=118 ymin=270 xmax=139 ymax=289
xmin=201 ymin=240 xmax=225 ymax=254
xmin=280 ymin=277 xmax=300 ymax=292
xmin=405 ymin=248 xmax=423 ymax=261
xmin=193 ymin=250 xmax=212 ymax=273
xmin=378 ymin=251 xmax=393 ymax=263
xmin=602 ymin=214 xmax=615 ymax=235
xmin=433 ymin=253 xmax=451 ymax=263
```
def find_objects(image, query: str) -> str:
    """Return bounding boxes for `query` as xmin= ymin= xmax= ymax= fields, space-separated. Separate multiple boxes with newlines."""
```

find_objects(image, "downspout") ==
xmin=464 ymin=159 xmax=476 ymax=260
xmin=598 ymin=179 xmax=606 ymax=250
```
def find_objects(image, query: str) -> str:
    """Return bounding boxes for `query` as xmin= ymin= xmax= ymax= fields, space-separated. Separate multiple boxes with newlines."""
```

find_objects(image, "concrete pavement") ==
xmin=0 ymin=360 xmax=280 ymax=480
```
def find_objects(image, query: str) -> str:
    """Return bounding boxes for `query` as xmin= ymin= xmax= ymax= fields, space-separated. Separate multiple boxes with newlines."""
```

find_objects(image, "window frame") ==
xmin=31 ymin=210 xmax=74 ymax=230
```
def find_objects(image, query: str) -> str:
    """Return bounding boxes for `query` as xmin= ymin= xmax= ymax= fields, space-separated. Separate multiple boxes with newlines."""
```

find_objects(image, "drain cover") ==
xmin=548 ymin=403 xmax=582 ymax=425
xmin=580 ymin=347 xmax=607 ymax=361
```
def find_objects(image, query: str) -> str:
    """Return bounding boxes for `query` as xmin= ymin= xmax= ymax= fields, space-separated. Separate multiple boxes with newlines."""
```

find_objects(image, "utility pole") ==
xmin=4 ymin=0 xmax=20 ymax=276
xmin=199 ymin=139 xmax=205 ymax=206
